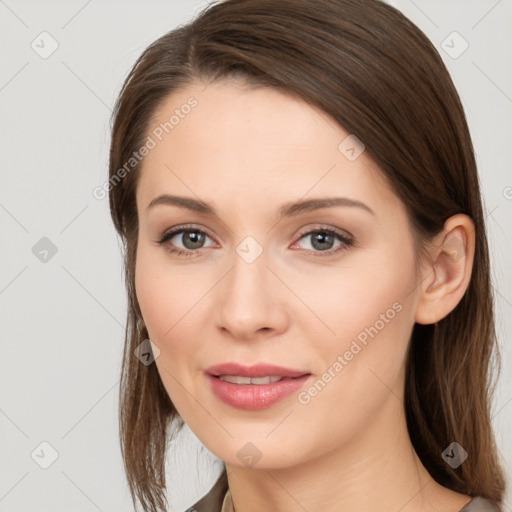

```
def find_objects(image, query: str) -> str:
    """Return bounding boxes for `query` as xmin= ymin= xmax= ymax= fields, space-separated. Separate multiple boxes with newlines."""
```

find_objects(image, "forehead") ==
xmin=136 ymin=79 xmax=398 ymax=217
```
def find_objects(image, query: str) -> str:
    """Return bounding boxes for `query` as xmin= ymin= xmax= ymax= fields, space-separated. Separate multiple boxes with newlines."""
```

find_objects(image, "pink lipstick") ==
xmin=205 ymin=363 xmax=311 ymax=410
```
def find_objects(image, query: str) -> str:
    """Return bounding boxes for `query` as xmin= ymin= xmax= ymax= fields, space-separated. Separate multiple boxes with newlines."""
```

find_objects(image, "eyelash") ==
xmin=156 ymin=224 xmax=355 ymax=258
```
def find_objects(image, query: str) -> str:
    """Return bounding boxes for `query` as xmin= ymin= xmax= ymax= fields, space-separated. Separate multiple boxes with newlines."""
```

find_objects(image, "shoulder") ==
xmin=186 ymin=469 xmax=229 ymax=512
xmin=459 ymin=496 xmax=502 ymax=512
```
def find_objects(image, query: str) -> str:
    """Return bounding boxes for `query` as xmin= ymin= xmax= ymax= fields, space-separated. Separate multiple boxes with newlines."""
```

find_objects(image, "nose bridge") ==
xmin=227 ymin=237 xmax=270 ymax=311
xmin=215 ymin=236 xmax=285 ymax=338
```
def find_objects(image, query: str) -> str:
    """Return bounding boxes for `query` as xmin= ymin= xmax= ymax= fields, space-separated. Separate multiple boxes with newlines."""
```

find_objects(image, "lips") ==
xmin=205 ymin=363 xmax=312 ymax=410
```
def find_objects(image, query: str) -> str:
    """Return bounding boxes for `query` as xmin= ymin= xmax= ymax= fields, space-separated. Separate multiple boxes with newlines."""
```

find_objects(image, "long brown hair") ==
xmin=108 ymin=0 xmax=505 ymax=510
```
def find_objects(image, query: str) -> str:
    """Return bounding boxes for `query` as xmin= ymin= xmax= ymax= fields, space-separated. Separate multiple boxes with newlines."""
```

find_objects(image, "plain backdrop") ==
xmin=1 ymin=0 xmax=511 ymax=510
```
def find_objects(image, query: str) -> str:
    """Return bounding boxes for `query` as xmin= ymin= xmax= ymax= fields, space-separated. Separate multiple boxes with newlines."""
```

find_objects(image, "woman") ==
xmin=108 ymin=0 xmax=506 ymax=510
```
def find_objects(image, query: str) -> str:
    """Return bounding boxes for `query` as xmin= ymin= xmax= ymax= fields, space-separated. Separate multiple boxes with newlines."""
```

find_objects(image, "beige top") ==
xmin=220 ymin=489 xmax=234 ymax=512
xmin=192 ymin=470 xmax=501 ymax=512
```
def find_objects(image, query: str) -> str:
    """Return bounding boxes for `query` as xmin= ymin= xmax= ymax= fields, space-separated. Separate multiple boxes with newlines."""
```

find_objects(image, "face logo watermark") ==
xmin=441 ymin=442 xmax=468 ymax=468
xmin=443 ymin=235 xmax=465 ymax=263
xmin=441 ymin=31 xmax=469 ymax=60
xmin=338 ymin=134 xmax=365 ymax=161
xmin=31 ymin=31 xmax=59 ymax=59
xmin=32 ymin=237 xmax=58 ymax=263
xmin=236 ymin=236 xmax=263 ymax=264
xmin=31 ymin=441 xmax=59 ymax=469
xmin=134 ymin=339 xmax=161 ymax=365
xmin=237 ymin=442 xmax=263 ymax=468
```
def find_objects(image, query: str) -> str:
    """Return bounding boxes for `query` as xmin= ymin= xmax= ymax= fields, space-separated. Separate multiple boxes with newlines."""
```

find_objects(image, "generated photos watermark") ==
xmin=93 ymin=96 xmax=198 ymax=200
xmin=298 ymin=301 xmax=403 ymax=405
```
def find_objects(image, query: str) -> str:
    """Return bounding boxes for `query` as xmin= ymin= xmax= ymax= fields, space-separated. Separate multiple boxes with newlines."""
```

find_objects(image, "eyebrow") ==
xmin=147 ymin=194 xmax=376 ymax=218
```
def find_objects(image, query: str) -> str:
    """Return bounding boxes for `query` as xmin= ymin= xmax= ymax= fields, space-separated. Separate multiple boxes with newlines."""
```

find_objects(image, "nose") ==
xmin=214 ymin=246 xmax=289 ymax=342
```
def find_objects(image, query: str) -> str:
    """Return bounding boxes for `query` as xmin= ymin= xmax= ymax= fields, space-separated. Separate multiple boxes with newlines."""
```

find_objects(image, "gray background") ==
xmin=1 ymin=0 xmax=511 ymax=510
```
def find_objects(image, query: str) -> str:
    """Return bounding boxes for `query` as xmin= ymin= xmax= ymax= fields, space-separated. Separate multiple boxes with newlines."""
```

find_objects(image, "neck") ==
xmin=224 ymin=392 xmax=470 ymax=512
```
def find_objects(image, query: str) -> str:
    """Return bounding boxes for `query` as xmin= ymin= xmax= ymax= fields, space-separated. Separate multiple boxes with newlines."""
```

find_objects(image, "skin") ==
xmin=135 ymin=79 xmax=475 ymax=512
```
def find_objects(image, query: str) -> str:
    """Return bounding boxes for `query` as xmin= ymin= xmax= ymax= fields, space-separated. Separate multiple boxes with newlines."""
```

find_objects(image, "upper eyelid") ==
xmin=296 ymin=224 xmax=353 ymax=240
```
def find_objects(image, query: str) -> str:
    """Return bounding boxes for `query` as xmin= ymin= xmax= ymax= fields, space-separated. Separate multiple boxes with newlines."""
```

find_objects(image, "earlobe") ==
xmin=414 ymin=214 xmax=475 ymax=325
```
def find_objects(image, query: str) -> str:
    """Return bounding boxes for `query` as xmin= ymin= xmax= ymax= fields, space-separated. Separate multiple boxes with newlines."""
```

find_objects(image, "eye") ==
xmin=156 ymin=224 xmax=354 ymax=258
xmin=156 ymin=224 xmax=216 ymax=257
xmin=291 ymin=226 xmax=354 ymax=256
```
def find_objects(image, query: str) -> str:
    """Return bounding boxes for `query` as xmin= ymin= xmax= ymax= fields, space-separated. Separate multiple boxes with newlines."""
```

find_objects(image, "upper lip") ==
xmin=205 ymin=363 xmax=310 ymax=378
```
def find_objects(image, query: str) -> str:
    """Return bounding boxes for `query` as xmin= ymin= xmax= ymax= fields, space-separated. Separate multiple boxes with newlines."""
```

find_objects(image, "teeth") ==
xmin=218 ymin=375 xmax=283 ymax=385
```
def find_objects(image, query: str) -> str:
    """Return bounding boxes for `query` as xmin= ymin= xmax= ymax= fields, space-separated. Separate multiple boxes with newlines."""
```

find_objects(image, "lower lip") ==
xmin=206 ymin=373 xmax=311 ymax=410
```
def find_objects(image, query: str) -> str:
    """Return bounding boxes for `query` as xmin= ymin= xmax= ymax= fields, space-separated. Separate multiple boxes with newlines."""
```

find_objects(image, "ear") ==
xmin=414 ymin=214 xmax=476 ymax=325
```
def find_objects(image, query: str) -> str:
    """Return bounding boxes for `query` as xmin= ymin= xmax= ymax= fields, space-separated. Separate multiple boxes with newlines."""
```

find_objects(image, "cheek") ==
xmin=135 ymin=243 xmax=183 ymax=345
xmin=135 ymin=246 xmax=163 ymax=338
xmin=288 ymin=248 xmax=417 ymax=403
xmin=289 ymin=271 xmax=415 ymax=461
xmin=134 ymin=243 xmax=214 ymax=358
xmin=134 ymin=244 xmax=219 ymax=426
xmin=287 ymin=248 xmax=415 ymax=349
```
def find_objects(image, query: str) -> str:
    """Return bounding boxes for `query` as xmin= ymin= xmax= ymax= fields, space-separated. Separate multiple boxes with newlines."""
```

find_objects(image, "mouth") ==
xmin=214 ymin=375 xmax=290 ymax=385
xmin=205 ymin=363 xmax=312 ymax=410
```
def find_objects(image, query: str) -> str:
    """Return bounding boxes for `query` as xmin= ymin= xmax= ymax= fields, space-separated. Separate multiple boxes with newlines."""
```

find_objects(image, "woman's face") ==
xmin=135 ymin=79 xmax=424 ymax=468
